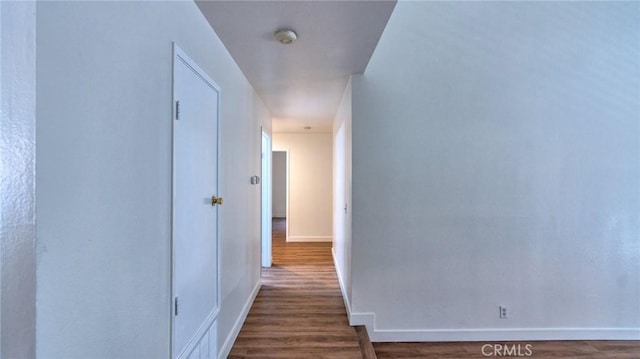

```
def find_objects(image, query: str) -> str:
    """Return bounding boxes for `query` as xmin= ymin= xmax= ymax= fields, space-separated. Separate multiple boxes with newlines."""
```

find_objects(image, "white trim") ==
xmin=347 ymin=309 xmax=640 ymax=342
xmin=176 ymin=308 xmax=219 ymax=359
xmin=332 ymin=248 xmax=352 ymax=320
xmin=284 ymin=150 xmax=290 ymax=242
xmin=368 ymin=327 xmax=640 ymax=343
xmin=287 ymin=236 xmax=333 ymax=242
xmin=332 ymin=249 xmax=377 ymax=334
xmin=348 ymin=311 xmax=375 ymax=330
xmin=217 ymin=280 xmax=262 ymax=359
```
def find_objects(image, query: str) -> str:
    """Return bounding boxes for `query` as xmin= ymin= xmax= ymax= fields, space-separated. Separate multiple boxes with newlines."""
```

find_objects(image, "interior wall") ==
xmin=273 ymin=133 xmax=333 ymax=242
xmin=332 ymin=78 xmax=353 ymax=306
xmin=272 ymin=152 xmax=287 ymax=218
xmin=36 ymin=2 xmax=268 ymax=357
xmin=0 ymin=2 xmax=36 ymax=357
xmin=261 ymin=133 xmax=273 ymax=268
xmin=352 ymin=1 xmax=640 ymax=341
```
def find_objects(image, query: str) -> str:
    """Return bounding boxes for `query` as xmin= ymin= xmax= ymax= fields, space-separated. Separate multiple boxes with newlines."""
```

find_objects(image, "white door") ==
xmin=172 ymin=45 xmax=221 ymax=359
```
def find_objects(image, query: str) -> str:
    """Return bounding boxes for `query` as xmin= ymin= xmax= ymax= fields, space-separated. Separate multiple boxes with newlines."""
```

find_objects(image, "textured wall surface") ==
xmin=352 ymin=1 xmax=639 ymax=340
xmin=36 ymin=2 xmax=268 ymax=357
xmin=0 ymin=2 xmax=37 ymax=357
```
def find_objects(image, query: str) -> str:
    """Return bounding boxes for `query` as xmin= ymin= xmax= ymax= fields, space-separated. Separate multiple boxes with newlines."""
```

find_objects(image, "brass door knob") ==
xmin=211 ymin=196 xmax=224 ymax=206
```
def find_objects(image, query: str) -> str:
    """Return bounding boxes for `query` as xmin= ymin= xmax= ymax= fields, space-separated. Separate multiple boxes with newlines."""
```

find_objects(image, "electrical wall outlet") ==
xmin=499 ymin=306 xmax=508 ymax=319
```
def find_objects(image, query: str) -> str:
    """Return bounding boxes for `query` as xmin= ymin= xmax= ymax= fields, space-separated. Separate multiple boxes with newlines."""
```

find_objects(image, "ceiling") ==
xmin=196 ymin=0 xmax=396 ymax=133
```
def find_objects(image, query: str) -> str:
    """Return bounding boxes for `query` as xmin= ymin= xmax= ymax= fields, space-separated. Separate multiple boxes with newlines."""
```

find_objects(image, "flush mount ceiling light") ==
xmin=275 ymin=29 xmax=297 ymax=45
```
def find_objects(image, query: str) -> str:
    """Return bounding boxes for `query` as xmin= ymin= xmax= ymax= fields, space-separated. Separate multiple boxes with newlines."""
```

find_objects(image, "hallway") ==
xmin=229 ymin=219 xmax=361 ymax=358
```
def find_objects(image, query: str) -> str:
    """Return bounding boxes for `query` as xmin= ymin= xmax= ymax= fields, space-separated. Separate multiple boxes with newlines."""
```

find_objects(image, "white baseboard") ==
xmin=369 ymin=327 xmax=640 ymax=342
xmin=287 ymin=236 xmax=332 ymax=242
xmin=217 ymin=280 xmax=261 ymax=359
xmin=332 ymin=248 xmax=352 ymax=320
xmin=347 ymin=310 xmax=640 ymax=342
xmin=332 ymin=249 xmax=379 ymax=334
xmin=348 ymin=311 xmax=375 ymax=332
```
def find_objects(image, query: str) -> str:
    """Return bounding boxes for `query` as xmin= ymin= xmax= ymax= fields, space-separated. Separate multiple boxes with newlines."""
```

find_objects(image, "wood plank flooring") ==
xmin=229 ymin=218 xmax=361 ymax=358
xmin=373 ymin=340 xmax=640 ymax=358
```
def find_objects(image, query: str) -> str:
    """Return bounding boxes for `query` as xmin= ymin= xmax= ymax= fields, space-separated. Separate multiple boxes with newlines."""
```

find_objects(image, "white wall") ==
xmin=273 ymin=134 xmax=333 ymax=242
xmin=36 ymin=2 xmax=268 ymax=357
xmin=0 ymin=2 xmax=36 ymax=357
xmin=272 ymin=152 xmax=287 ymax=218
xmin=351 ymin=1 xmax=640 ymax=341
xmin=332 ymin=78 xmax=353 ymax=308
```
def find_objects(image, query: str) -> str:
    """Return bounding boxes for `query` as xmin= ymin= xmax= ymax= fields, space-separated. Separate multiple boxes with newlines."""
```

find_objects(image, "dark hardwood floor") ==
xmin=229 ymin=218 xmax=640 ymax=358
xmin=374 ymin=341 xmax=640 ymax=358
xmin=229 ymin=218 xmax=361 ymax=358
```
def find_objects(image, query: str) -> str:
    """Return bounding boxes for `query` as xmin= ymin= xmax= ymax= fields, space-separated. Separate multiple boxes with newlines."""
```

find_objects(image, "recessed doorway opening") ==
xmin=271 ymin=149 xmax=289 ymax=244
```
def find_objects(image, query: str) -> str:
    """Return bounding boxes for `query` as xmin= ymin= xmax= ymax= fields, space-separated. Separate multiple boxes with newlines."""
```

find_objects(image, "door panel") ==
xmin=172 ymin=45 xmax=220 ymax=359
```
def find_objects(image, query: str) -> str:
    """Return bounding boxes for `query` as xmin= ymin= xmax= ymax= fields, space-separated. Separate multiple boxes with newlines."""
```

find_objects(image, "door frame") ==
xmin=171 ymin=43 xmax=222 ymax=359
xmin=271 ymin=149 xmax=290 ymax=242
xmin=261 ymin=130 xmax=272 ymax=267
xmin=284 ymin=150 xmax=290 ymax=242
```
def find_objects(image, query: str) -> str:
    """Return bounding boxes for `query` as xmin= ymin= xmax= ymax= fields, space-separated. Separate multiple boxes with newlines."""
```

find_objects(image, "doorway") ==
xmin=171 ymin=44 xmax=220 ymax=359
xmin=272 ymin=150 xmax=288 ymax=241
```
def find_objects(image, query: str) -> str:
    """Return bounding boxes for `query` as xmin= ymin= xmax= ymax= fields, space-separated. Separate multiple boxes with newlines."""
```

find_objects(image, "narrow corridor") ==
xmin=229 ymin=219 xmax=361 ymax=358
